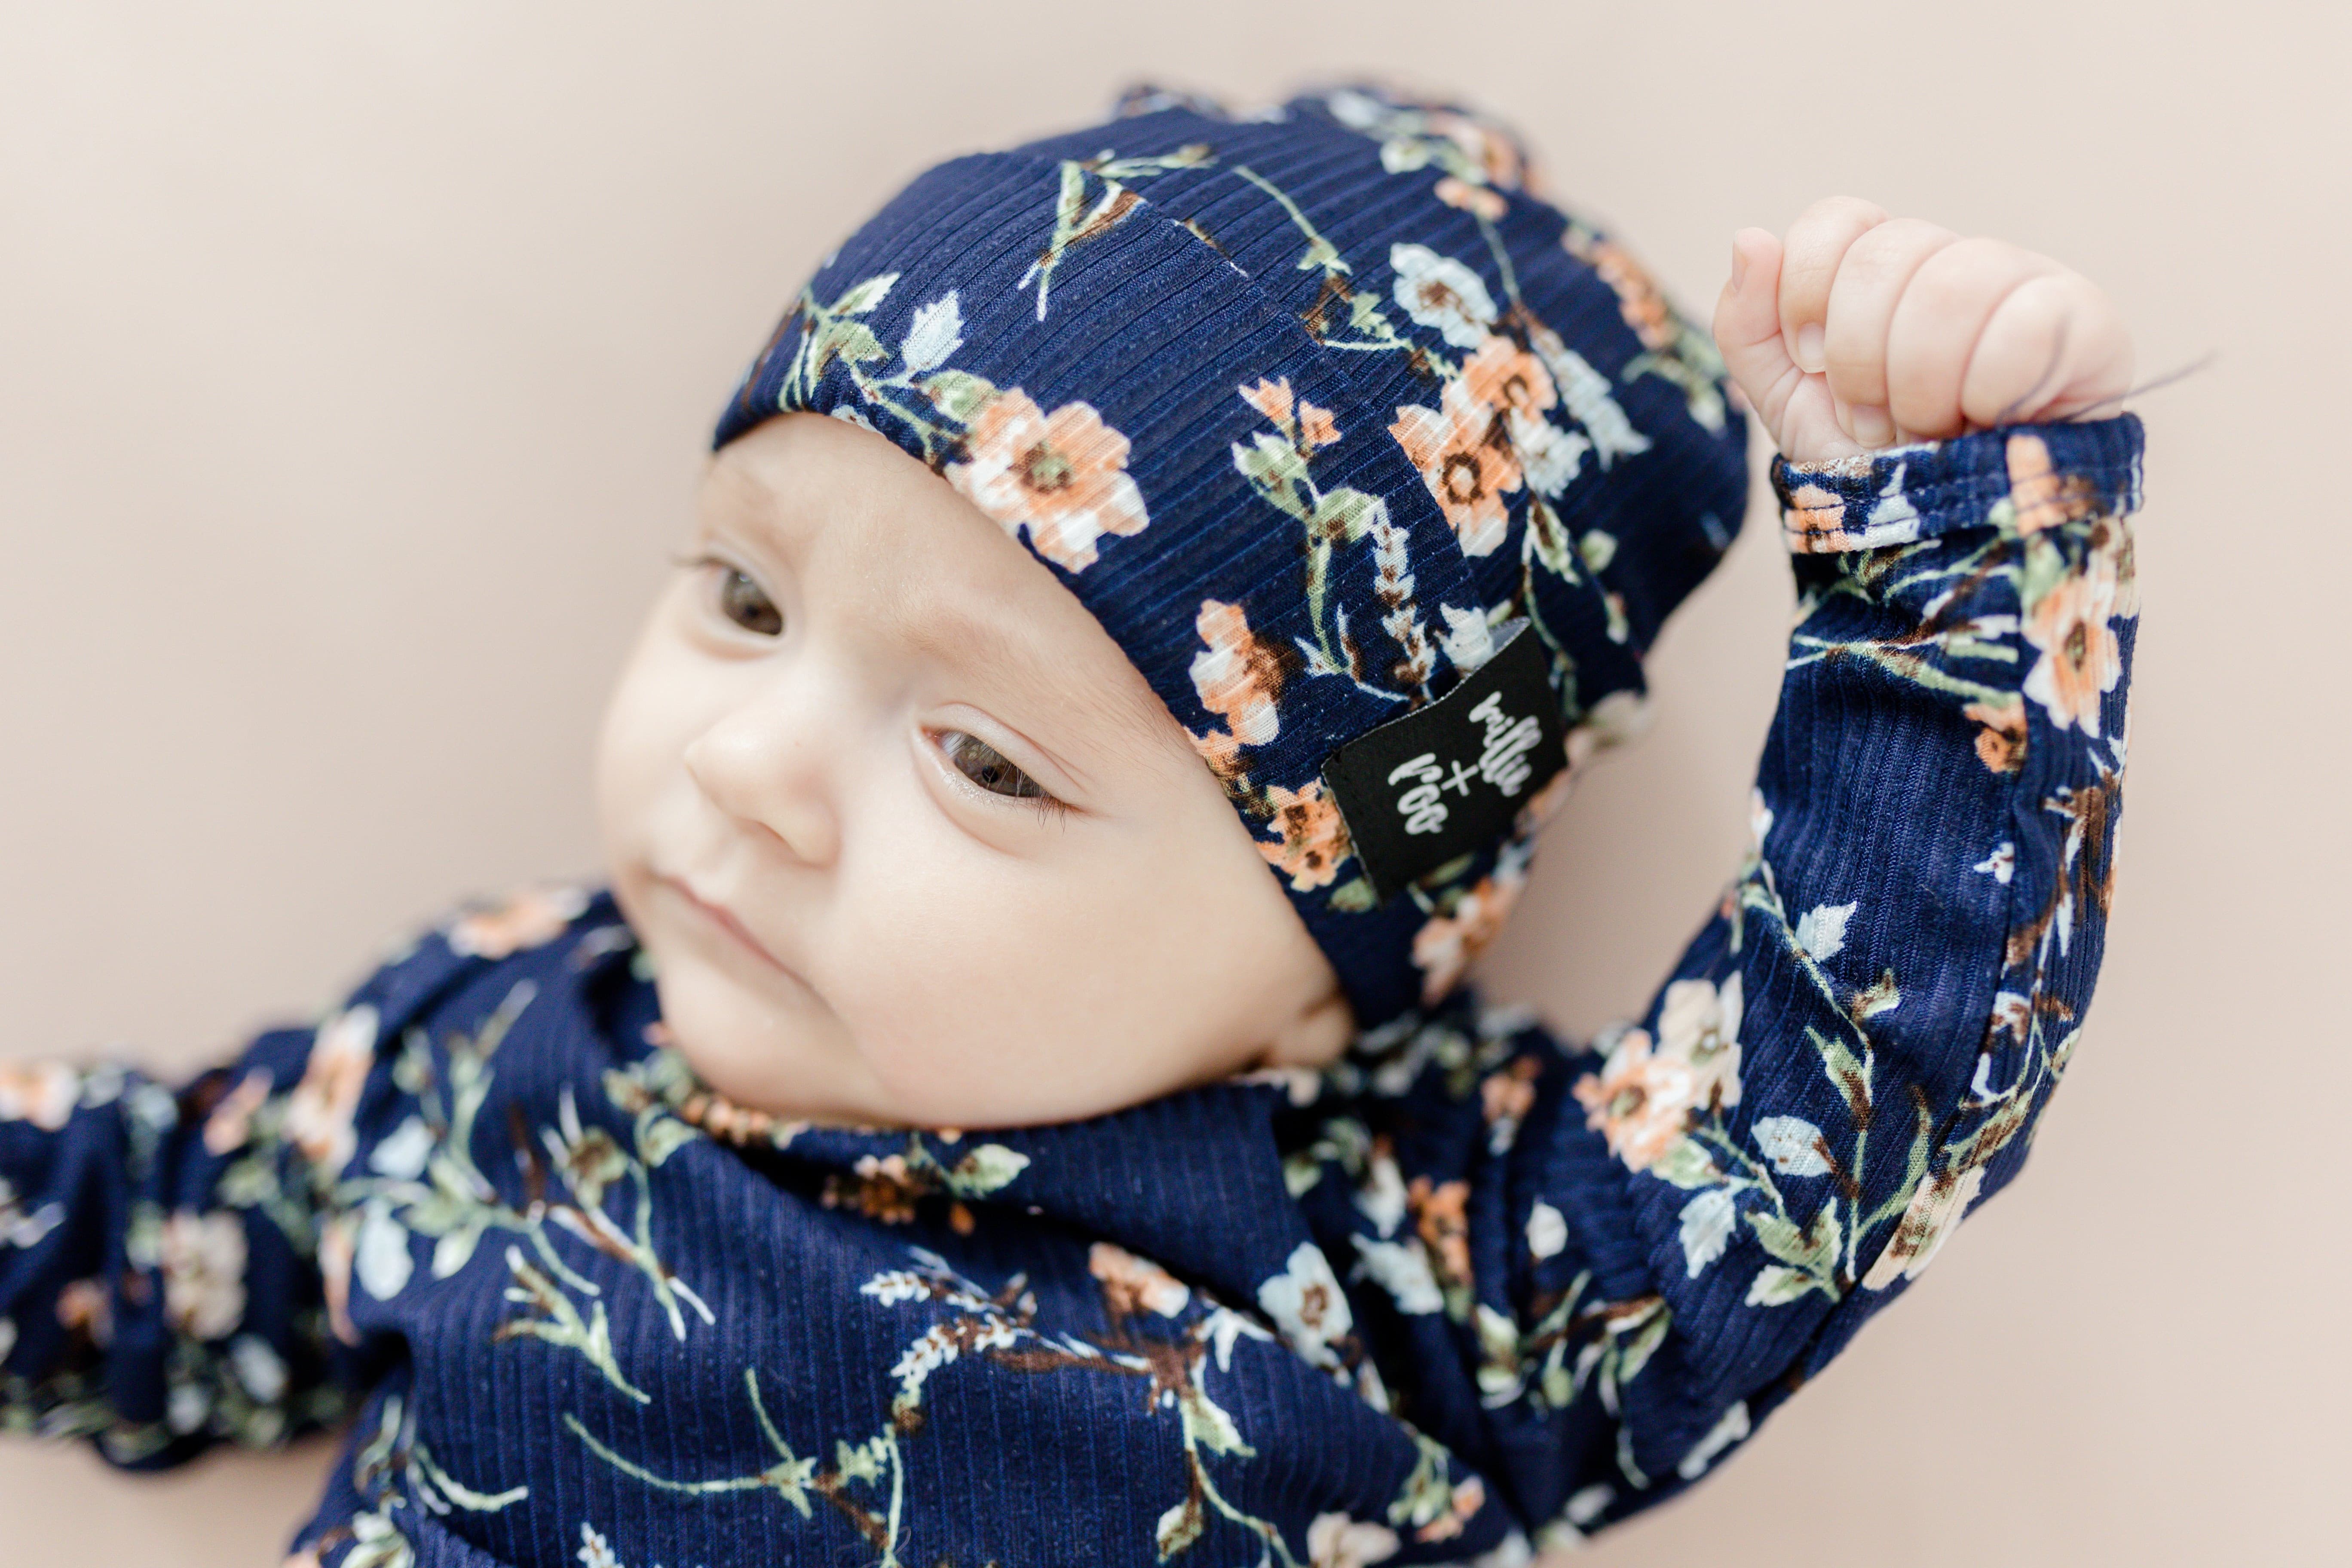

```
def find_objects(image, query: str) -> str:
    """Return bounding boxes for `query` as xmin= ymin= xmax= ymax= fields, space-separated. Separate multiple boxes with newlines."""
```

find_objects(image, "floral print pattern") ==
xmin=715 ymin=84 xmax=1753 ymax=1028
xmin=946 ymin=389 xmax=1151 ymax=571
xmin=0 ymin=86 xmax=2144 ymax=1568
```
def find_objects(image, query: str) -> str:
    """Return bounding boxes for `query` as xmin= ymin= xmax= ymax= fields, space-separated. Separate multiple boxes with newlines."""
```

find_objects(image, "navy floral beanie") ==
xmin=714 ymin=84 xmax=1751 ymax=1027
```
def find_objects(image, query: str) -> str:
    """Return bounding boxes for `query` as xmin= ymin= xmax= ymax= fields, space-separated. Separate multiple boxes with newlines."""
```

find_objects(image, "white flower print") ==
xmin=1674 ymin=1401 xmax=1751 ymax=1481
xmin=1438 ymin=603 xmax=1495 ymax=673
xmin=1974 ymin=841 xmax=2016 ymax=884
xmin=1510 ymin=410 xmax=1590 ymax=498
xmin=897 ymin=291 xmax=964 ymax=373
xmin=159 ymin=1211 xmax=247 ymax=1341
xmin=577 ymin=1522 xmax=622 ymax=1568
xmin=1861 ymin=1165 xmax=1988 ymax=1289
xmin=355 ymin=1199 xmax=414 ymax=1302
xmin=1307 ymin=1510 xmax=1401 ymax=1568
xmin=1752 ymin=1116 xmax=1833 ymax=1177
xmin=1257 ymin=1241 xmax=1353 ymax=1371
xmin=1655 ymin=972 xmax=1744 ymax=1102
xmin=1351 ymin=1236 xmax=1442 ymax=1315
xmin=1524 ymin=1198 xmax=1568 ymax=1261
xmin=0 ymin=1062 xmax=78 ymax=1132
xmin=1389 ymin=243 xmax=1496 ymax=348
xmin=1529 ymin=326 xmax=1650 ymax=466
xmin=230 ymin=1333 xmax=288 ymax=1404
xmin=1794 ymin=901 xmax=1857 ymax=962
xmin=1677 ymin=1188 xmax=1737 ymax=1278
xmin=367 ymin=1116 xmax=435 ymax=1180
xmin=1863 ymin=459 xmax=1922 ymax=542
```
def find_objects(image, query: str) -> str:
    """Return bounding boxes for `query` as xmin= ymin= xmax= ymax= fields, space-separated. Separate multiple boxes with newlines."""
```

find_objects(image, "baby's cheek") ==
xmin=818 ymin=873 xmax=1149 ymax=1126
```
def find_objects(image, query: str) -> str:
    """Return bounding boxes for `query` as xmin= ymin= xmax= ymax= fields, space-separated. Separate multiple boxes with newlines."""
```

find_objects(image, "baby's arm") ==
xmin=1312 ymin=211 xmax=2143 ymax=1542
xmin=0 ymin=1008 xmax=380 ymax=1464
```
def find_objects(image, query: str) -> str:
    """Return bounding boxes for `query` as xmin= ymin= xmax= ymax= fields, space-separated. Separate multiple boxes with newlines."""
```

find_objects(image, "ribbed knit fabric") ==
xmin=712 ymin=85 xmax=1752 ymax=1026
xmin=0 ymin=416 xmax=2143 ymax=1565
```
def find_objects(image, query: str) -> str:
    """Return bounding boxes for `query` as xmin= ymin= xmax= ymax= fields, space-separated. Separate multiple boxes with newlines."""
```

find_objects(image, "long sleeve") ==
xmin=1295 ymin=415 xmax=2145 ymax=1549
xmin=0 ymin=980 xmax=417 ymax=1465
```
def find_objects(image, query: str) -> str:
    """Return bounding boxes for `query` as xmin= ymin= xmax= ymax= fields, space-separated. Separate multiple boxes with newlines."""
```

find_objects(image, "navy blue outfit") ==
xmin=5 ymin=77 xmax=2148 ymax=1568
xmin=0 ymin=407 xmax=2144 ymax=1564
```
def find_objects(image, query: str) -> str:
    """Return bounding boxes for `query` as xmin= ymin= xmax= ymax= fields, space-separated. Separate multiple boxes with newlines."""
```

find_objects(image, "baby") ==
xmin=0 ymin=85 xmax=2141 ymax=1567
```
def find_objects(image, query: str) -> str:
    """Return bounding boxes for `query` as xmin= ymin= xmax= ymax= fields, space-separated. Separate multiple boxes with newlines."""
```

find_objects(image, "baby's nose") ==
xmin=681 ymin=697 xmax=842 ymax=869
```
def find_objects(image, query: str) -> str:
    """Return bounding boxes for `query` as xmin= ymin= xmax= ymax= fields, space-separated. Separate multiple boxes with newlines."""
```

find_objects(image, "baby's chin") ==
xmin=635 ymin=944 xmax=888 ymax=1121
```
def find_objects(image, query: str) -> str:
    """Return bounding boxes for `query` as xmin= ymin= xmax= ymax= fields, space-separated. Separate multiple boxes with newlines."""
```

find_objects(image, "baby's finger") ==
xmin=1960 ymin=272 xmax=2134 ymax=426
xmin=1712 ymin=227 xmax=1800 ymax=425
xmin=1820 ymin=218 xmax=1959 ymax=445
xmin=1884 ymin=238 xmax=2058 ymax=438
xmin=1777 ymin=196 xmax=1889 ymax=374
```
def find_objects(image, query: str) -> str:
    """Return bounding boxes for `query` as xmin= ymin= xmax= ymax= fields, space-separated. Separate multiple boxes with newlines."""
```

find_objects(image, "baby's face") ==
xmin=597 ymin=413 xmax=1351 ymax=1129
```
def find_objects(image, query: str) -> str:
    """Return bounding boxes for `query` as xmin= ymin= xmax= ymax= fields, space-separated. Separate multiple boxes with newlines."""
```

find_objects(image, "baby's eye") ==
xmin=716 ymin=566 xmax=783 ymax=637
xmin=937 ymin=730 xmax=1051 ymax=801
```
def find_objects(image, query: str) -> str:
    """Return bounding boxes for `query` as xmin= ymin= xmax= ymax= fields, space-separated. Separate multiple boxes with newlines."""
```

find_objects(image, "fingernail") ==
xmin=1850 ymin=404 xmax=1895 ymax=447
xmin=1794 ymin=323 xmax=1825 ymax=374
xmin=1729 ymin=241 xmax=1748 ymax=292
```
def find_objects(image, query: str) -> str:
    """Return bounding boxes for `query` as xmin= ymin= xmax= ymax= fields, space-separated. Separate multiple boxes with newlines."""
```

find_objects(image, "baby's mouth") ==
xmin=657 ymin=874 xmax=806 ymax=989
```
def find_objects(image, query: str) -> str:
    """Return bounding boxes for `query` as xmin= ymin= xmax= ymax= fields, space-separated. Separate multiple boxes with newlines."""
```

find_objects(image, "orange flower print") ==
xmin=824 ymin=1153 xmax=923 ymax=1225
xmin=1574 ymin=976 xmax=1743 ymax=1173
xmin=318 ymin=1214 xmax=359 ymax=1345
xmin=1460 ymin=336 xmax=1556 ymax=420
xmin=1480 ymin=1056 xmax=1542 ymax=1130
xmin=1188 ymin=725 xmax=1250 ymax=794
xmin=1240 ymin=377 xmax=1341 ymax=449
xmin=1189 ymin=599 xmax=1286 ymax=745
xmin=1407 ymin=1176 xmax=1472 ymax=1289
xmin=2022 ymin=563 xmax=2122 ymax=735
xmin=1414 ymin=1476 xmax=1487 ymax=1546
xmin=55 ymin=1277 xmax=112 ymax=1346
xmin=447 ymin=884 xmax=589 ymax=959
xmin=1409 ymin=859 xmax=1528 ymax=1003
xmin=0 ymin=1061 xmax=77 ymax=1131
xmin=1782 ymin=482 xmax=1856 ymax=553
xmin=1571 ymin=234 xmax=1678 ymax=353
xmin=1390 ymin=379 xmax=1522 ymax=557
xmin=1570 ymin=1028 xmax=1696 ymax=1173
xmin=1965 ymin=696 xmax=2028 ymax=774
xmin=1088 ymin=1241 xmax=1191 ymax=1319
xmin=1415 ymin=105 xmax=1525 ymax=190
xmin=201 ymin=1068 xmax=274 ymax=1156
xmin=1259 ymin=780 xmax=1354 ymax=891
xmin=283 ymin=1004 xmax=378 ymax=1179
xmin=947 ymin=390 xmax=1150 ymax=572
xmin=2005 ymin=432 xmax=2101 ymax=535
xmin=1433 ymin=175 xmax=1506 ymax=220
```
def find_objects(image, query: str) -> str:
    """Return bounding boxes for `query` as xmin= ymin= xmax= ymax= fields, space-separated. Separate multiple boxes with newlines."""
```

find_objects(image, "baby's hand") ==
xmin=1711 ymin=197 xmax=2133 ymax=465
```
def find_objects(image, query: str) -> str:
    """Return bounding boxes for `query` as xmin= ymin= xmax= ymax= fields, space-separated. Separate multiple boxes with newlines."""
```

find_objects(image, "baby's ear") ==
xmin=1261 ymin=991 xmax=1358 ymax=1070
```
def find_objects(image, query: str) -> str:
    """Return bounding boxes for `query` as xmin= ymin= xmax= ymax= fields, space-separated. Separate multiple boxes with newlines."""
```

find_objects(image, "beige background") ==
xmin=2 ymin=1 xmax=2343 ymax=1563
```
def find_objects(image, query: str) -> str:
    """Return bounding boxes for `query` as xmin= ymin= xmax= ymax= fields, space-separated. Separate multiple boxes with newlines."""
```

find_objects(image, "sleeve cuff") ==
xmin=1769 ymin=413 xmax=2144 ymax=555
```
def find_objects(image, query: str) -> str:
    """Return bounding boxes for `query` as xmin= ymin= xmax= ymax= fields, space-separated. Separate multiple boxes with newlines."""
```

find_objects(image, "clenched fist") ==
xmin=1712 ymin=197 xmax=2134 ymax=466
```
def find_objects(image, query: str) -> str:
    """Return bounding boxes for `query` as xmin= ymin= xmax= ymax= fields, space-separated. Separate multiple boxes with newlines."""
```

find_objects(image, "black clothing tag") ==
xmin=1319 ymin=621 xmax=1565 ymax=903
